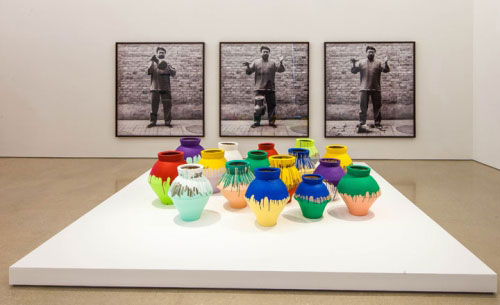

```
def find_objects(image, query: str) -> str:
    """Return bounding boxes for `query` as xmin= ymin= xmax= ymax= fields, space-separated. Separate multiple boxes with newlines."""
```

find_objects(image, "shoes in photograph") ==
xmin=251 ymin=123 xmax=260 ymax=128
xmin=269 ymin=123 xmax=277 ymax=128
xmin=147 ymin=122 xmax=156 ymax=128
xmin=357 ymin=123 xmax=369 ymax=133
xmin=165 ymin=123 xmax=173 ymax=128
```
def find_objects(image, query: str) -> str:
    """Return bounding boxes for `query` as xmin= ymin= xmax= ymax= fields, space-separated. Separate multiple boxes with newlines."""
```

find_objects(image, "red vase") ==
xmin=258 ymin=142 xmax=278 ymax=157
xmin=149 ymin=151 xmax=187 ymax=205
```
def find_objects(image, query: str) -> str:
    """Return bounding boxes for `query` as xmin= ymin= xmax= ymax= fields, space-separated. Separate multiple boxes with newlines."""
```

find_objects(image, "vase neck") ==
xmin=258 ymin=142 xmax=275 ymax=151
xmin=269 ymin=155 xmax=296 ymax=167
xmin=179 ymin=137 xmax=201 ymax=147
xmin=226 ymin=160 xmax=250 ymax=174
xmin=302 ymin=174 xmax=324 ymax=185
xmin=346 ymin=165 xmax=371 ymax=177
xmin=296 ymin=138 xmax=315 ymax=148
xmin=255 ymin=167 xmax=281 ymax=180
xmin=218 ymin=142 xmax=238 ymax=151
xmin=319 ymin=158 xmax=341 ymax=167
xmin=247 ymin=150 xmax=268 ymax=160
xmin=326 ymin=145 xmax=347 ymax=154
xmin=158 ymin=151 xmax=184 ymax=162
xmin=178 ymin=164 xmax=204 ymax=179
xmin=288 ymin=148 xmax=309 ymax=159
xmin=201 ymin=149 xmax=224 ymax=159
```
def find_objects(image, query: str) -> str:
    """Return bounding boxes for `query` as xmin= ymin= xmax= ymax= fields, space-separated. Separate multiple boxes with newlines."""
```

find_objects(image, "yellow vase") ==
xmin=198 ymin=149 xmax=227 ymax=193
xmin=269 ymin=155 xmax=302 ymax=202
xmin=323 ymin=145 xmax=353 ymax=170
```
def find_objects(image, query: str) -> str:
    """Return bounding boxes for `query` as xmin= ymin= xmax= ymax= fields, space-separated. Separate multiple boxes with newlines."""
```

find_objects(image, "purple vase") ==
xmin=313 ymin=158 xmax=345 ymax=200
xmin=176 ymin=137 xmax=204 ymax=163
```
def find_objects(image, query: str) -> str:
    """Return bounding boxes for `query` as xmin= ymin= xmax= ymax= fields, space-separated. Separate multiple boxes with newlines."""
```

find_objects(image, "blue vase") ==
xmin=294 ymin=174 xmax=332 ymax=219
xmin=288 ymin=148 xmax=315 ymax=175
xmin=245 ymin=167 xmax=289 ymax=227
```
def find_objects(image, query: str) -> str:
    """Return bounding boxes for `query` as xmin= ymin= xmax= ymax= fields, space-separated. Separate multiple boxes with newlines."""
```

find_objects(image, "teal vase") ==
xmin=168 ymin=164 xmax=213 ymax=221
xmin=337 ymin=165 xmax=381 ymax=216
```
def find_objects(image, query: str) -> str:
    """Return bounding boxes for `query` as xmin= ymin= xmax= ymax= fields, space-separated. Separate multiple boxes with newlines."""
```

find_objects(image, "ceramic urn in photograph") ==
xmin=294 ymin=174 xmax=332 ymax=219
xmin=218 ymin=142 xmax=243 ymax=161
xmin=337 ymin=165 xmax=381 ymax=216
xmin=257 ymin=142 xmax=278 ymax=157
xmin=218 ymin=160 xmax=255 ymax=209
xmin=313 ymin=158 xmax=345 ymax=200
xmin=148 ymin=151 xmax=187 ymax=205
xmin=198 ymin=149 xmax=227 ymax=193
xmin=245 ymin=167 xmax=289 ymax=227
xmin=295 ymin=138 xmax=320 ymax=164
xmin=246 ymin=150 xmax=270 ymax=172
xmin=176 ymin=137 xmax=204 ymax=163
xmin=268 ymin=154 xmax=302 ymax=203
xmin=288 ymin=148 xmax=315 ymax=175
xmin=168 ymin=164 xmax=213 ymax=221
xmin=323 ymin=145 xmax=353 ymax=170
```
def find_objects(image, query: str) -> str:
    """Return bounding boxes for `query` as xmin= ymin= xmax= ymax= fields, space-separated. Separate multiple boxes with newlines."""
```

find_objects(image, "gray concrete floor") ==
xmin=221 ymin=120 xmax=308 ymax=137
xmin=326 ymin=120 xmax=414 ymax=137
xmin=117 ymin=120 xmax=203 ymax=136
xmin=0 ymin=158 xmax=499 ymax=305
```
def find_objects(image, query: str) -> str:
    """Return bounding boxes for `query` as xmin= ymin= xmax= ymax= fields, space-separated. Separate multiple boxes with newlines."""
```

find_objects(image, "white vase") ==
xmin=218 ymin=142 xmax=243 ymax=161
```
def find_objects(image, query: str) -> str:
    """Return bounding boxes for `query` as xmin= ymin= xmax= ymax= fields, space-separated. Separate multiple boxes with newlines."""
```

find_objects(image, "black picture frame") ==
xmin=115 ymin=42 xmax=205 ymax=137
xmin=324 ymin=41 xmax=416 ymax=138
xmin=219 ymin=42 xmax=310 ymax=138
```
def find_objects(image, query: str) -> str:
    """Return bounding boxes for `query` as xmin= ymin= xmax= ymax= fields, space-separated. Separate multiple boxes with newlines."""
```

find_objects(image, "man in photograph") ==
xmin=147 ymin=47 xmax=176 ymax=128
xmin=243 ymin=46 xmax=285 ymax=128
xmin=351 ymin=46 xmax=390 ymax=133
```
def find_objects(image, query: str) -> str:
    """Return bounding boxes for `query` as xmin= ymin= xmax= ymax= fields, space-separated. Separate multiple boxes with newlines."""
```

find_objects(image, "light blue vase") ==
xmin=168 ymin=164 xmax=213 ymax=221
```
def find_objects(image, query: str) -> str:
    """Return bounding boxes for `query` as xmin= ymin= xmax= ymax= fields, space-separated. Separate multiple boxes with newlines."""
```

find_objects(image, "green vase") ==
xmin=246 ymin=150 xmax=270 ymax=173
xmin=337 ymin=165 xmax=381 ymax=216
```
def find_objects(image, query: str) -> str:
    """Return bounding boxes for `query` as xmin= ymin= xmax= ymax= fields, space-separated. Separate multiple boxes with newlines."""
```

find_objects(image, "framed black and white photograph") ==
xmin=220 ymin=42 xmax=309 ymax=137
xmin=325 ymin=42 xmax=415 ymax=137
xmin=116 ymin=42 xmax=204 ymax=137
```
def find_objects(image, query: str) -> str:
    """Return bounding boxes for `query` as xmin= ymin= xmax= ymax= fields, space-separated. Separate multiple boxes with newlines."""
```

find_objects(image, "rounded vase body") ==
xmin=323 ymin=145 xmax=353 ymax=170
xmin=313 ymin=158 xmax=345 ymax=200
xmin=295 ymin=138 xmax=320 ymax=164
xmin=198 ymin=149 xmax=226 ymax=193
xmin=149 ymin=151 xmax=187 ymax=205
xmin=268 ymin=155 xmax=302 ymax=203
xmin=295 ymin=174 xmax=332 ymax=219
xmin=245 ymin=167 xmax=289 ymax=226
xmin=176 ymin=137 xmax=204 ymax=163
xmin=218 ymin=160 xmax=255 ymax=209
xmin=246 ymin=150 xmax=270 ymax=172
xmin=168 ymin=164 xmax=213 ymax=221
xmin=337 ymin=165 xmax=381 ymax=216
xmin=258 ymin=142 xmax=278 ymax=157
xmin=218 ymin=142 xmax=243 ymax=161
xmin=288 ymin=148 xmax=315 ymax=175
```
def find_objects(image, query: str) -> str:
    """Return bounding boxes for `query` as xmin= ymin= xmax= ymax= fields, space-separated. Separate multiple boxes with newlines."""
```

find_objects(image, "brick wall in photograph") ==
xmin=220 ymin=43 xmax=309 ymax=120
xmin=325 ymin=42 xmax=414 ymax=120
xmin=116 ymin=43 xmax=203 ymax=120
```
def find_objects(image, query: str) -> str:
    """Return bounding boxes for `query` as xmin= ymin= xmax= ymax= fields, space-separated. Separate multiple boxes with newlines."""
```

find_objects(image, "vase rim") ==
xmin=247 ymin=150 xmax=268 ymax=160
xmin=226 ymin=160 xmax=250 ymax=172
xmin=326 ymin=144 xmax=347 ymax=154
xmin=218 ymin=142 xmax=238 ymax=151
xmin=177 ymin=163 xmax=204 ymax=178
xmin=158 ymin=150 xmax=184 ymax=162
xmin=254 ymin=167 xmax=281 ymax=180
xmin=258 ymin=142 xmax=275 ymax=149
xmin=288 ymin=148 xmax=309 ymax=155
xmin=302 ymin=174 xmax=324 ymax=184
xmin=201 ymin=149 xmax=225 ymax=159
xmin=179 ymin=137 xmax=201 ymax=146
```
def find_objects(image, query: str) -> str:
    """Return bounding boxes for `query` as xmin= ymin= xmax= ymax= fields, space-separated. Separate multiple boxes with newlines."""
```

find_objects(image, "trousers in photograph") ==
xmin=359 ymin=90 xmax=382 ymax=125
xmin=150 ymin=91 xmax=172 ymax=124
xmin=254 ymin=90 xmax=276 ymax=125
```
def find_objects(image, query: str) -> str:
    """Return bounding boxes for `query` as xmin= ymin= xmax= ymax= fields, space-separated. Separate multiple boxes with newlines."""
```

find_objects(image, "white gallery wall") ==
xmin=0 ymin=0 xmax=474 ymax=159
xmin=473 ymin=0 xmax=500 ymax=169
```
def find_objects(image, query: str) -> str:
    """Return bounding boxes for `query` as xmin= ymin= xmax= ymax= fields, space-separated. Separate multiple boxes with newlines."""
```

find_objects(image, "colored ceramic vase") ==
xmin=295 ymin=138 xmax=320 ymax=164
xmin=176 ymin=137 xmax=204 ymax=163
xmin=148 ymin=151 xmax=187 ymax=205
xmin=268 ymin=155 xmax=302 ymax=203
xmin=218 ymin=142 xmax=243 ymax=161
xmin=245 ymin=167 xmax=289 ymax=226
xmin=323 ymin=145 xmax=353 ymax=170
xmin=294 ymin=174 xmax=332 ymax=219
xmin=288 ymin=148 xmax=315 ymax=175
xmin=198 ymin=149 xmax=227 ymax=194
xmin=313 ymin=158 xmax=345 ymax=200
xmin=218 ymin=160 xmax=255 ymax=209
xmin=246 ymin=150 xmax=270 ymax=172
xmin=258 ymin=142 xmax=278 ymax=157
xmin=168 ymin=164 xmax=213 ymax=221
xmin=337 ymin=165 xmax=381 ymax=216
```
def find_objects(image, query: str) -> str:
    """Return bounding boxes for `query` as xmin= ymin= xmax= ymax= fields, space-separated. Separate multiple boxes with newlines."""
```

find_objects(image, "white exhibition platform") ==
xmin=9 ymin=163 xmax=497 ymax=292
